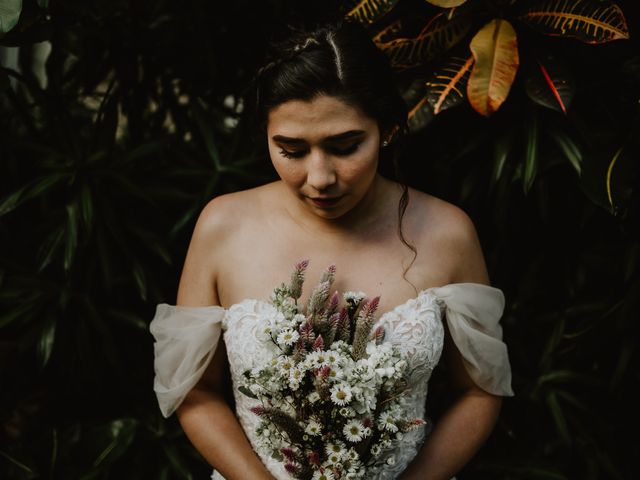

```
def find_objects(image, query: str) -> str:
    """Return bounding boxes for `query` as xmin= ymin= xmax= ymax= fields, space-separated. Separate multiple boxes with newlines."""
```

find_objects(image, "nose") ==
xmin=306 ymin=150 xmax=336 ymax=192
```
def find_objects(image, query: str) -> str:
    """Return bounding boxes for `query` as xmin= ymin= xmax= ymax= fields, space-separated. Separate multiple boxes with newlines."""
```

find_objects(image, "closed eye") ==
xmin=278 ymin=148 xmax=307 ymax=159
xmin=277 ymin=142 xmax=361 ymax=160
xmin=328 ymin=142 xmax=360 ymax=157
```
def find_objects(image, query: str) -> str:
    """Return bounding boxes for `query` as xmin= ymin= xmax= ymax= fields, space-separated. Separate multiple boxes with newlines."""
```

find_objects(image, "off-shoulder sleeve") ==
xmin=149 ymin=303 xmax=226 ymax=417
xmin=429 ymin=283 xmax=514 ymax=396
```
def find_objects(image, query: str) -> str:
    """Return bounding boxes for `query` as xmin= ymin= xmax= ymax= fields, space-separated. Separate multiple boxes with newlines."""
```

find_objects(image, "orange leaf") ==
xmin=467 ymin=19 xmax=519 ymax=117
xmin=426 ymin=0 xmax=467 ymax=7
xmin=518 ymin=0 xmax=629 ymax=44
xmin=347 ymin=0 xmax=399 ymax=25
xmin=426 ymin=55 xmax=474 ymax=114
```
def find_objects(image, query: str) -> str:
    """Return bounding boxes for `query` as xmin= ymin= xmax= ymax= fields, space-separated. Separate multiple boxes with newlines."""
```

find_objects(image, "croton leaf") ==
xmin=525 ymin=54 xmax=575 ymax=114
xmin=347 ymin=0 xmax=399 ymax=25
xmin=425 ymin=55 xmax=474 ymax=114
xmin=378 ymin=12 xmax=471 ymax=68
xmin=0 ymin=0 xmax=22 ymax=35
xmin=467 ymin=19 xmax=519 ymax=117
xmin=518 ymin=0 xmax=629 ymax=44
xmin=402 ymin=79 xmax=434 ymax=132
xmin=372 ymin=19 xmax=404 ymax=44
xmin=425 ymin=0 xmax=467 ymax=7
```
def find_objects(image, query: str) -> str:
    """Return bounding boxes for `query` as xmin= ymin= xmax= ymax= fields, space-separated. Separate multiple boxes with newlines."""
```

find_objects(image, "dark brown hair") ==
xmin=255 ymin=19 xmax=417 ymax=290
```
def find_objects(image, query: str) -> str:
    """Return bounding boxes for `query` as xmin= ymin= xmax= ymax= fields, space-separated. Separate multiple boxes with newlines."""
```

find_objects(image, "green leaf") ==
xmin=107 ymin=308 xmax=147 ymax=331
xmin=538 ymin=316 xmax=565 ymax=370
xmin=79 ymin=184 xmax=94 ymax=233
xmin=537 ymin=369 xmax=601 ymax=387
xmin=0 ymin=0 xmax=22 ymax=36
xmin=548 ymin=129 xmax=582 ymax=175
xmin=191 ymin=100 xmax=222 ymax=169
xmin=162 ymin=444 xmax=194 ymax=480
xmin=0 ymin=301 xmax=37 ymax=328
xmin=238 ymin=385 xmax=258 ymax=399
xmin=545 ymin=391 xmax=571 ymax=444
xmin=0 ymin=449 xmax=36 ymax=475
xmin=37 ymin=315 xmax=56 ymax=368
xmin=64 ymin=203 xmax=79 ymax=271
xmin=37 ymin=227 xmax=65 ymax=272
xmin=91 ymin=419 xmax=138 ymax=468
xmin=37 ymin=0 xmax=49 ymax=8
xmin=523 ymin=109 xmax=539 ymax=194
xmin=0 ymin=173 xmax=69 ymax=216
xmin=132 ymin=261 xmax=147 ymax=301
xmin=491 ymin=127 xmax=514 ymax=184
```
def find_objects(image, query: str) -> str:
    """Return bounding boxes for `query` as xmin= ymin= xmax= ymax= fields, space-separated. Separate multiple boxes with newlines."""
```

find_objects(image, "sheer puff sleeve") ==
xmin=149 ymin=303 xmax=226 ymax=418
xmin=429 ymin=283 xmax=514 ymax=396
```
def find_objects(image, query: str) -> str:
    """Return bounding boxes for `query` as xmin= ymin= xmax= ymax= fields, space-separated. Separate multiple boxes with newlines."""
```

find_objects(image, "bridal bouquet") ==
xmin=239 ymin=260 xmax=427 ymax=480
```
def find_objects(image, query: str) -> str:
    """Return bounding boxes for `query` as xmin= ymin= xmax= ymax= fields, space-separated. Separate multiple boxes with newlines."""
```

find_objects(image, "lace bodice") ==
xmin=150 ymin=283 xmax=514 ymax=480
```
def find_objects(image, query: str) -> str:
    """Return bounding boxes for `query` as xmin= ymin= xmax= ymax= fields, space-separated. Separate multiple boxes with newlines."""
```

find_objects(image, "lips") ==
xmin=307 ymin=195 xmax=344 ymax=208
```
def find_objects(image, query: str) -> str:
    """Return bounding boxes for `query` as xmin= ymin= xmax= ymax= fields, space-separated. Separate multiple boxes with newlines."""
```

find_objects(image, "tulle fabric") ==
xmin=428 ymin=283 xmax=514 ymax=396
xmin=149 ymin=282 xmax=513 ymax=421
xmin=149 ymin=303 xmax=225 ymax=418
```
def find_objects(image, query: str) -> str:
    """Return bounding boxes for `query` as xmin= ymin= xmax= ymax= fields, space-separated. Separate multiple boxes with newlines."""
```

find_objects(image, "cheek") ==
xmin=344 ymin=145 xmax=379 ymax=183
xmin=271 ymin=157 xmax=305 ymax=184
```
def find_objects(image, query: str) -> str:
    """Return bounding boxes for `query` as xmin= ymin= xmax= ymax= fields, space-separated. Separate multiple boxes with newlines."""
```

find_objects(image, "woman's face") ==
xmin=267 ymin=94 xmax=382 ymax=220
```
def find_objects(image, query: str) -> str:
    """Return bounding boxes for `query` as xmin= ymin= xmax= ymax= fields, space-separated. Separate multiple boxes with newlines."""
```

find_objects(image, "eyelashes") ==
xmin=278 ymin=142 xmax=361 ymax=160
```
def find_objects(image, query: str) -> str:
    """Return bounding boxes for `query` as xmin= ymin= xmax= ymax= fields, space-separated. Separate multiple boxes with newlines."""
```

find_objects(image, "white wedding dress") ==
xmin=150 ymin=282 xmax=514 ymax=480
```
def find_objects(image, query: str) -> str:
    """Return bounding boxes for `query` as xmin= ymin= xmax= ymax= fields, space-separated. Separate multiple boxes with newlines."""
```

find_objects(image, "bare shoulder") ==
xmin=407 ymin=187 xmax=490 ymax=285
xmin=177 ymin=182 xmax=278 ymax=305
xmin=194 ymin=181 xmax=279 ymax=238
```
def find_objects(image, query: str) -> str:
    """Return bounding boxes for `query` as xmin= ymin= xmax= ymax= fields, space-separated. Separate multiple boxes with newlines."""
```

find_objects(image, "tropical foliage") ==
xmin=1 ymin=0 xmax=638 ymax=479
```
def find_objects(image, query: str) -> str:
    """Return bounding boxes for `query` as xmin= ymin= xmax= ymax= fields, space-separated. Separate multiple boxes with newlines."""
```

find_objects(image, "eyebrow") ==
xmin=272 ymin=130 xmax=366 ymax=144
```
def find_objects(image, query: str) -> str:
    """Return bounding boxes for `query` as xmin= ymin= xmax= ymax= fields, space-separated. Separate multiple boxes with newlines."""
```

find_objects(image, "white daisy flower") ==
xmin=338 ymin=406 xmax=356 ymax=418
xmin=305 ymin=419 xmax=322 ymax=436
xmin=306 ymin=350 xmax=330 ymax=368
xmin=343 ymin=420 xmax=365 ymax=442
xmin=325 ymin=441 xmax=346 ymax=458
xmin=312 ymin=470 xmax=335 ymax=480
xmin=289 ymin=367 xmax=304 ymax=390
xmin=343 ymin=291 xmax=366 ymax=303
xmin=346 ymin=449 xmax=359 ymax=462
xmin=325 ymin=451 xmax=342 ymax=465
xmin=378 ymin=411 xmax=399 ymax=433
xmin=330 ymin=384 xmax=353 ymax=406
xmin=276 ymin=328 xmax=299 ymax=347
xmin=370 ymin=444 xmax=382 ymax=457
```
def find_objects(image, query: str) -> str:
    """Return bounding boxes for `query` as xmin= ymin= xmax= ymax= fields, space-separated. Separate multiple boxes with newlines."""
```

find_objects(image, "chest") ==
xmin=216 ymin=220 xmax=453 ymax=316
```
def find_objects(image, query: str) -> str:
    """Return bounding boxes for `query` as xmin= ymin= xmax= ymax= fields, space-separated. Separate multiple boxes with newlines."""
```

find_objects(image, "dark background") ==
xmin=1 ymin=0 xmax=639 ymax=479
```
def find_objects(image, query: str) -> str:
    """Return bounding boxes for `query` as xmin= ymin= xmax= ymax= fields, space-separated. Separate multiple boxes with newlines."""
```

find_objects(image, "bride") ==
xmin=150 ymin=20 xmax=513 ymax=480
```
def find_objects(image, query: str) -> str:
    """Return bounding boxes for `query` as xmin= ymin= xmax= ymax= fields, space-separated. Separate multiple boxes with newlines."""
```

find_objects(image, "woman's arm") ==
xmin=399 ymin=327 xmax=503 ymax=480
xmin=173 ymin=198 xmax=276 ymax=480
xmin=400 ymin=206 xmax=505 ymax=480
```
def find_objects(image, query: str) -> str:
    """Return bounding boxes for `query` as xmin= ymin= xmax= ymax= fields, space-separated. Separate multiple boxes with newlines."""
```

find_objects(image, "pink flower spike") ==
xmin=296 ymin=259 xmax=310 ymax=271
xmin=362 ymin=417 xmax=373 ymax=428
xmin=281 ymin=447 xmax=296 ymax=461
xmin=308 ymin=451 xmax=321 ymax=465
xmin=284 ymin=463 xmax=298 ymax=474
xmin=313 ymin=334 xmax=325 ymax=351
xmin=250 ymin=406 xmax=265 ymax=416
xmin=329 ymin=291 xmax=340 ymax=310
xmin=368 ymin=295 xmax=380 ymax=313
xmin=318 ymin=365 xmax=331 ymax=378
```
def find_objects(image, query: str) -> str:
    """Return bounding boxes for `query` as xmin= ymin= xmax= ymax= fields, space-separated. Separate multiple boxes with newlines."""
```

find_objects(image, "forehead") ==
xmin=267 ymin=95 xmax=377 ymax=139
